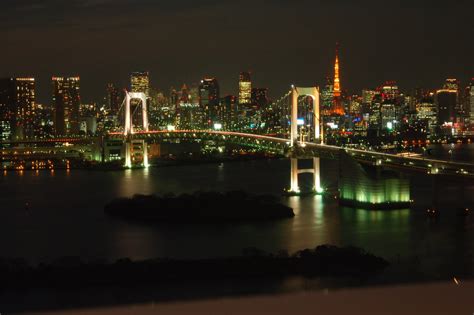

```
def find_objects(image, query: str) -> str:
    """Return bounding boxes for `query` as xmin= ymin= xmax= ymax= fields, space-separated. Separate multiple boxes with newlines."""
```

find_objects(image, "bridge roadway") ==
xmin=2 ymin=130 xmax=474 ymax=178
xmin=110 ymin=130 xmax=474 ymax=179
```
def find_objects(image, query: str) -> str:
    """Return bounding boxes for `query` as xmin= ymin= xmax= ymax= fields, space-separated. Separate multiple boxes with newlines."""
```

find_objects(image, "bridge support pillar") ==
xmin=123 ymin=139 xmax=149 ymax=168
xmin=288 ymin=157 xmax=323 ymax=195
xmin=290 ymin=158 xmax=299 ymax=193
xmin=124 ymin=141 xmax=132 ymax=168
xmin=313 ymin=157 xmax=323 ymax=194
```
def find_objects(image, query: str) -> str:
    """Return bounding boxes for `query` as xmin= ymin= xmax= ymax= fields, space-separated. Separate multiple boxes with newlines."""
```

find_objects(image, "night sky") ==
xmin=1 ymin=0 xmax=473 ymax=104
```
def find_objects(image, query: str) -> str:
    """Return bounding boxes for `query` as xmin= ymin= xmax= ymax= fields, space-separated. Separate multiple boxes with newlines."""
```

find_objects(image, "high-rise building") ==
xmin=331 ymin=44 xmax=345 ymax=115
xmin=380 ymin=81 xmax=400 ymax=101
xmin=106 ymin=83 xmax=123 ymax=115
xmin=416 ymin=94 xmax=437 ymax=133
xmin=179 ymin=84 xmax=191 ymax=108
xmin=129 ymin=72 xmax=150 ymax=130
xmin=362 ymin=89 xmax=376 ymax=104
xmin=199 ymin=78 xmax=220 ymax=127
xmin=0 ymin=77 xmax=36 ymax=140
xmin=468 ymin=79 xmax=474 ymax=127
xmin=321 ymin=77 xmax=334 ymax=116
xmin=251 ymin=88 xmax=269 ymax=110
xmin=380 ymin=102 xmax=397 ymax=131
xmin=443 ymin=78 xmax=460 ymax=91
xmin=52 ymin=77 xmax=81 ymax=136
xmin=239 ymin=72 xmax=252 ymax=106
xmin=130 ymin=71 xmax=150 ymax=96
xmin=221 ymin=95 xmax=238 ymax=130
xmin=436 ymin=89 xmax=457 ymax=126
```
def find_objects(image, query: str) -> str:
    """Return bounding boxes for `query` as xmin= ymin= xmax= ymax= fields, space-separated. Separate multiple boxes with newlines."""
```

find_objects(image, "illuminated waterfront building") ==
xmin=0 ymin=77 xmax=36 ymax=140
xmin=239 ymin=72 xmax=252 ymax=106
xmin=52 ymin=77 xmax=81 ymax=136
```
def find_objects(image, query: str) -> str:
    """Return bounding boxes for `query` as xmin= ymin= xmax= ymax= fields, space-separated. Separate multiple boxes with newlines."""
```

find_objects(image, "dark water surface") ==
xmin=1 ymin=154 xmax=473 ymax=275
xmin=1 ymin=145 xmax=474 ymax=312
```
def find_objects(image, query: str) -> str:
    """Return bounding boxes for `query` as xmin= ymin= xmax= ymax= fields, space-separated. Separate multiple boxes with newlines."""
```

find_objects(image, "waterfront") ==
xmin=1 ymin=145 xmax=473 ymax=282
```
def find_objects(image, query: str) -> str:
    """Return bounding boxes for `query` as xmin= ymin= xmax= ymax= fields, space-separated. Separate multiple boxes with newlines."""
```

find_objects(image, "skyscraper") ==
xmin=416 ymin=94 xmax=437 ymax=133
xmin=251 ymin=88 xmax=269 ymax=110
xmin=52 ymin=77 xmax=81 ymax=136
xmin=443 ymin=78 xmax=460 ymax=91
xmin=130 ymin=72 xmax=150 ymax=130
xmin=468 ymin=79 xmax=474 ymax=127
xmin=0 ymin=77 xmax=36 ymax=140
xmin=199 ymin=78 xmax=220 ymax=127
xmin=106 ymin=83 xmax=123 ymax=115
xmin=436 ymin=89 xmax=457 ymax=126
xmin=321 ymin=77 xmax=334 ymax=116
xmin=239 ymin=72 xmax=252 ymax=106
xmin=332 ymin=45 xmax=345 ymax=115
xmin=130 ymin=71 xmax=150 ymax=96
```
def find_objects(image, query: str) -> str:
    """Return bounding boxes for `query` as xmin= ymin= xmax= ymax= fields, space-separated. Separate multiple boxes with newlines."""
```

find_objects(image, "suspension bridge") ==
xmin=2 ymin=86 xmax=474 ymax=208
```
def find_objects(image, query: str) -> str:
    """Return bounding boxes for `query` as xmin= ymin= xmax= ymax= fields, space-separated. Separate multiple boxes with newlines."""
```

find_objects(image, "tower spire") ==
xmin=331 ymin=42 xmax=344 ymax=115
xmin=333 ymin=42 xmax=341 ymax=97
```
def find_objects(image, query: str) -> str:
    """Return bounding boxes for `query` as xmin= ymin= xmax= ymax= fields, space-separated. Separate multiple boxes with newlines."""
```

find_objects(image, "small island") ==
xmin=104 ymin=191 xmax=295 ymax=222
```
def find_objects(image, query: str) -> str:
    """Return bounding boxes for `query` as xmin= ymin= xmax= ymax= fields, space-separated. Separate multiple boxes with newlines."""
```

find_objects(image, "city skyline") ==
xmin=1 ymin=0 xmax=472 ymax=103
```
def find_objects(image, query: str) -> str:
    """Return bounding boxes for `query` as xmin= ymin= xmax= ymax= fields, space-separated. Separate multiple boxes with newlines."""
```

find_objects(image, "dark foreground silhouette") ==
xmin=0 ymin=245 xmax=388 ymax=290
xmin=104 ymin=191 xmax=295 ymax=222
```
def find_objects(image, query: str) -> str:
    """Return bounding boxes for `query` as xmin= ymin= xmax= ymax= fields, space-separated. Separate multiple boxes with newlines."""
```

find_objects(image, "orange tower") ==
xmin=332 ymin=43 xmax=345 ymax=115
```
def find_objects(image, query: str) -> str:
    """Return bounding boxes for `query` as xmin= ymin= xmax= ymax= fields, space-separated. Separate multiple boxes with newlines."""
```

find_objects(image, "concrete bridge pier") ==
xmin=125 ymin=140 xmax=132 ymax=168
xmin=289 ymin=156 xmax=323 ymax=194
xmin=124 ymin=138 xmax=149 ymax=168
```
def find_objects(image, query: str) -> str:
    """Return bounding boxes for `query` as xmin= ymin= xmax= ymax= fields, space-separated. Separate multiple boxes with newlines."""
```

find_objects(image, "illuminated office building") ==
xmin=0 ymin=77 xmax=36 ymax=140
xmin=251 ymin=88 xmax=269 ymax=110
xmin=129 ymin=72 xmax=150 ymax=130
xmin=221 ymin=95 xmax=238 ymax=130
xmin=199 ymin=78 xmax=220 ymax=127
xmin=443 ymin=78 xmax=460 ymax=91
xmin=321 ymin=77 xmax=334 ymax=116
xmin=239 ymin=72 xmax=252 ymax=106
xmin=436 ymin=89 xmax=457 ymax=126
xmin=130 ymin=71 xmax=150 ymax=96
xmin=106 ymin=83 xmax=123 ymax=115
xmin=416 ymin=94 xmax=437 ymax=133
xmin=380 ymin=81 xmax=400 ymax=101
xmin=52 ymin=77 xmax=81 ymax=135
xmin=468 ymin=79 xmax=474 ymax=126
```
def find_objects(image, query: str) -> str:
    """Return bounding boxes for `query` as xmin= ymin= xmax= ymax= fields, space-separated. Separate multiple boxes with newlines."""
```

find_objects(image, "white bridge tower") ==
xmin=123 ymin=91 xmax=149 ymax=168
xmin=289 ymin=86 xmax=324 ymax=194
